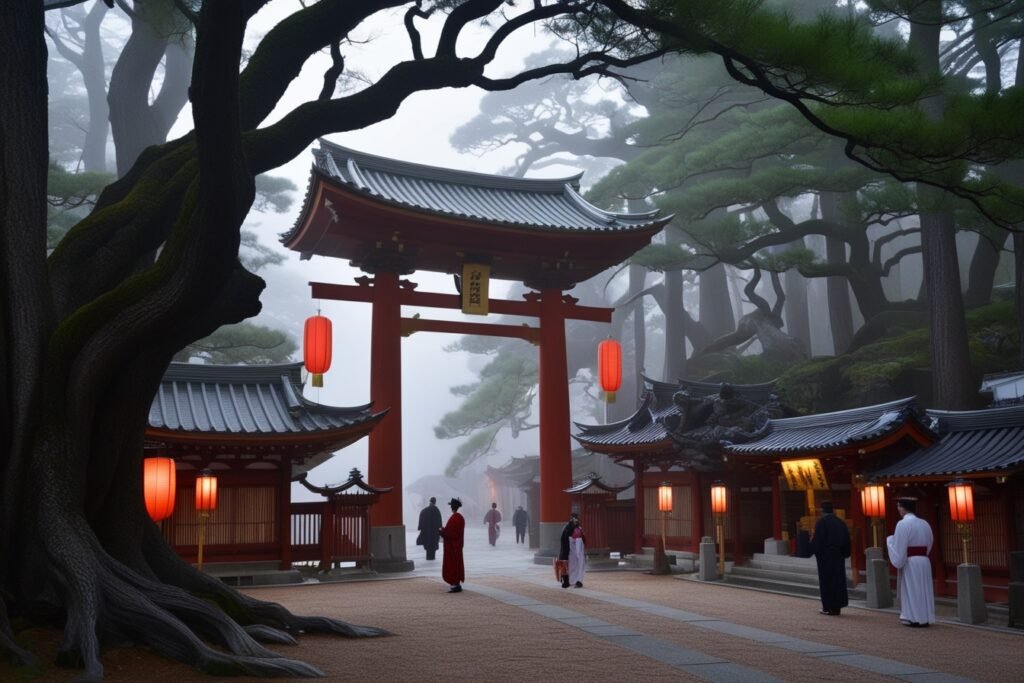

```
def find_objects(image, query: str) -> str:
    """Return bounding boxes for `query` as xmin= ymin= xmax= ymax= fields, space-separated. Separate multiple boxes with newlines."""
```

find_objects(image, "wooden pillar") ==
xmin=732 ymin=484 xmax=743 ymax=566
xmin=849 ymin=473 xmax=864 ymax=585
xmin=538 ymin=288 xmax=572 ymax=526
xmin=692 ymin=472 xmax=705 ymax=552
xmin=320 ymin=499 xmax=334 ymax=571
xmin=772 ymin=476 xmax=782 ymax=540
xmin=279 ymin=461 xmax=292 ymax=570
xmin=368 ymin=270 xmax=403 ymax=527
xmin=633 ymin=460 xmax=644 ymax=555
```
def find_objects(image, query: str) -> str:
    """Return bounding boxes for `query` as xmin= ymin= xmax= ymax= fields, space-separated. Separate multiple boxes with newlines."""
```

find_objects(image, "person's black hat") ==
xmin=448 ymin=497 xmax=462 ymax=510
xmin=820 ymin=501 xmax=834 ymax=514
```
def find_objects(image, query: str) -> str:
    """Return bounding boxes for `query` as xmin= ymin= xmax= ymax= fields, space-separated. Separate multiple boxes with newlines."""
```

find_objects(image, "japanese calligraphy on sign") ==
xmin=461 ymin=263 xmax=490 ymax=315
xmin=781 ymin=458 xmax=829 ymax=491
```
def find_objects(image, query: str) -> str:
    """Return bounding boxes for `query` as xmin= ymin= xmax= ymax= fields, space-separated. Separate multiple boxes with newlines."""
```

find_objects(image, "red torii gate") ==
xmin=283 ymin=141 xmax=669 ymax=569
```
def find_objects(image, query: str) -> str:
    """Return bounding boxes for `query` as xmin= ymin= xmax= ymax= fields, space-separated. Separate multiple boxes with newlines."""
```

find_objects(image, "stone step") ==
xmin=725 ymin=572 xmax=867 ymax=601
xmin=731 ymin=565 xmax=860 ymax=589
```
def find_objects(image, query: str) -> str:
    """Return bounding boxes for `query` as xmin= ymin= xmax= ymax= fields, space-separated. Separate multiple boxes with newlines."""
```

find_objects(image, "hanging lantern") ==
xmin=947 ymin=479 xmax=974 ymax=523
xmin=304 ymin=314 xmax=332 ymax=388
xmin=195 ymin=470 xmax=218 ymax=512
xmin=597 ymin=338 xmax=622 ymax=403
xmin=710 ymin=482 xmax=728 ymax=515
xmin=860 ymin=484 xmax=886 ymax=519
xmin=143 ymin=457 xmax=176 ymax=522
xmin=658 ymin=483 xmax=673 ymax=512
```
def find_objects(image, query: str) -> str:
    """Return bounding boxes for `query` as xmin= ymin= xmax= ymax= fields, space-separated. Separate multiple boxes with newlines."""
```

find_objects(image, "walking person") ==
xmin=887 ymin=497 xmax=936 ymax=627
xmin=511 ymin=505 xmax=529 ymax=545
xmin=439 ymin=498 xmax=465 ymax=593
xmin=568 ymin=515 xmax=587 ymax=588
xmin=556 ymin=512 xmax=579 ymax=588
xmin=416 ymin=497 xmax=443 ymax=561
xmin=483 ymin=502 xmax=502 ymax=546
xmin=810 ymin=501 xmax=851 ymax=616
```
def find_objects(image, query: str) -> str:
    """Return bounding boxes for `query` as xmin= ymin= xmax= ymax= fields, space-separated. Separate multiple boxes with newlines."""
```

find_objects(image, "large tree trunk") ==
xmin=699 ymin=262 xmax=735 ymax=340
xmin=108 ymin=0 xmax=193 ymax=176
xmin=783 ymin=265 xmax=811 ymax=356
xmin=963 ymin=232 xmax=1003 ymax=308
xmin=912 ymin=0 xmax=976 ymax=410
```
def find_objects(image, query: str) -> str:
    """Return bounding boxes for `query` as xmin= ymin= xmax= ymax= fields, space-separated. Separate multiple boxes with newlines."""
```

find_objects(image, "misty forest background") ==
xmin=5 ymin=0 xmax=1024 ymax=677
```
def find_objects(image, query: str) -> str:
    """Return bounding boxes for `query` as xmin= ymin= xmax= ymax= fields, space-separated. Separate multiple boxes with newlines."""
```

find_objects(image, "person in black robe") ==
xmin=556 ymin=512 xmax=578 ymax=588
xmin=416 ymin=497 xmax=443 ymax=560
xmin=512 ymin=506 xmax=529 ymax=544
xmin=810 ymin=500 xmax=851 ymax=615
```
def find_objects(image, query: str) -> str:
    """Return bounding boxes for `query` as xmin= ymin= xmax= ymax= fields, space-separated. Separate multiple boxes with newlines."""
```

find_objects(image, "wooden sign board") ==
xmin=781 ymin=458 xmax=829 ymax=491
xmin=461 ymin=263 xmax=490 ymax=315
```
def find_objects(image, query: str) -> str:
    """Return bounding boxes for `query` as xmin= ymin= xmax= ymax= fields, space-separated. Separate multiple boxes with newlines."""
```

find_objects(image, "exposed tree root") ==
xmin=143 ymin=526 xmax=389 ymax=638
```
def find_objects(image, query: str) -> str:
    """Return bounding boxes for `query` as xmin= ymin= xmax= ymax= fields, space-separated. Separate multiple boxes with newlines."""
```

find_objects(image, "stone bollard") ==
xmin=866 ymin=557 xmax=893 ymax=609
xmin=957 ymin=564 xmax=987 ymax=625
xmin=1008 ymin=551 xmax=1024 ymax=629
xmin=698 ymin=536 xmax=718 ymax=581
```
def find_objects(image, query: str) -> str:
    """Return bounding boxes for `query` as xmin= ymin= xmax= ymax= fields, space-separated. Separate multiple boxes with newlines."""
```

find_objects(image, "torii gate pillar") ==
xmin=536 ymin=288 xmax=573 ymax=554
xmin=366 ymin=270 xmax=414 ymax=572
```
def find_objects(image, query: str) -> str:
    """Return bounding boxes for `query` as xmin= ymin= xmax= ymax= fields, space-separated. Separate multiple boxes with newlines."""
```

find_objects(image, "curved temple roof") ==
xmin=282 ymin=141 xmax=671 ymax=288
xmin=723 ymin=396 xmax=934 ymax=456
xmin=147 ymin=362 xmax=386 ymax=472
xmin=868 ymin=404 xmax=1024 ymax=480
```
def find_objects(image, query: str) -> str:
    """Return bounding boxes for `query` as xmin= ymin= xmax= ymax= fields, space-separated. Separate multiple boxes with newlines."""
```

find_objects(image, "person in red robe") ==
xmin=439 ymin=497 xmax=465 ymax=593
xmin=483 ymin=502 xmax=502 ymax=546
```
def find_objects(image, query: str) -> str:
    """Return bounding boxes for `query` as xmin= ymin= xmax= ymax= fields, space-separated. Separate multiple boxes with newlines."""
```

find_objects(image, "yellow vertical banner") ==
xmin=781 ymin=459 xmax=829 ymax=491
xmin=461 ymin=263 xmax=490 ymax=315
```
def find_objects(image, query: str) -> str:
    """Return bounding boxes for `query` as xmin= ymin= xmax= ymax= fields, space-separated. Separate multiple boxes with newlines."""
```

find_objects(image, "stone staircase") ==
xmin=724 ymin=553 xmax=866 ymax=601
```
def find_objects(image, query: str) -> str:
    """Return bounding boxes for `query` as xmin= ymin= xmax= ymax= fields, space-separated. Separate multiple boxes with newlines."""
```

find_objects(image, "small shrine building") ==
xmin=146 ymin=362 xmax=385 ymax=581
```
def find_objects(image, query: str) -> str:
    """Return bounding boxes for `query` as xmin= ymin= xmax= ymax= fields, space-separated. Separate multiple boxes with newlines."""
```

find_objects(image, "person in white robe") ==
xmin=886 ymin=498 xmax=936 ymax=627
xmin=568 ymin=521 xmax=587 ymax=588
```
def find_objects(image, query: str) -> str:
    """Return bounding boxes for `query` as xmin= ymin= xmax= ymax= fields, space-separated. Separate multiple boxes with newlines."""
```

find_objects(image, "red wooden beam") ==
xmin=400 ymin=317 xmax=540 ymax=342
xmin=310 ymin=281 xmax=612 ymax=323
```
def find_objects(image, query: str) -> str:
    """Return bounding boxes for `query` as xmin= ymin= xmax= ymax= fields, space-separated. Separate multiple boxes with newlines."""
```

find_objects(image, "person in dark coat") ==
xmin=439 ymin=498 xmax=465 ymax=593
xmin=555 ymin=512 xmax=579 ymax=589
xmin=511 ymin=506 xmax=529 ymax=544
xmin=810 ymin=500 xmax=851 ymax=615
xmin=416 ymin=497 xmax=443 ymax=560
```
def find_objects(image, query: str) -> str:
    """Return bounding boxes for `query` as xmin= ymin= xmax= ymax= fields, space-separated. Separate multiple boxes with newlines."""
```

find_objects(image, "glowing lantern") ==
xmin=947 ymin=479 xmax=974 ymax=523
xmin=143 ymin=457 xmax=176 ymax=522
xmin=710 ymin=482 xmax=728 ymax=515
xmin=195 ymin=470 xmax=218 ymax=512
xmin=710 ymin=481 xmax=727 ymax=576
xmin=658 ymin=484 xmax=673 ymax=512
xmin=597 ymin=339 xmax=622 ymax=403
xmin=304 ymin=315 xmax=332 ymax=388
xmin=861 ymin=483 xmax=886 ymax=547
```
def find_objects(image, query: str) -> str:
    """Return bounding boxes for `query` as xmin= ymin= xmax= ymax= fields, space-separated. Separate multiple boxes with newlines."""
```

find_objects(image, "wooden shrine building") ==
xmin=574 ymin=377 xmax=786 ymax=562
xmin=865 ymin=404 xmax=1024 ymax=602
xmin=146 ymin=362 xmax=386 ymax=580
xmin=282 ymin=141 xmax=670 ymax=565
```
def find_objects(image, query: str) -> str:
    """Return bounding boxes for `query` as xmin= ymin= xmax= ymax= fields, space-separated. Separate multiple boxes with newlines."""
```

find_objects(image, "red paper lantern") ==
xmin=144 ymin=457 xmax=176 ymax=522
xmin=304 ymin=315 xmax=332 ymax=388
xmin=597 ymin=339 xmax=622 ymax=403
xmin=658 ymin=484 xmax=673 ymax=512
xmin=947 ymin=479 xmax=974 ymax=523
xmin=710 ymin=482 xmax=728 ymax=515
xmin=860 ymin=484 xmax=886 ymax=518
xmin=195 ymin=470 xmax=218 ymax=513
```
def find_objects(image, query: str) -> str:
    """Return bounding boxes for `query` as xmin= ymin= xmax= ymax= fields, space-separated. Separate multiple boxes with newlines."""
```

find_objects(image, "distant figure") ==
xmin=416 ymin=497 xmax=443 ymax=561
xmin=887 ymin=498 xmax=936 ymax=627
xmin=556 ymin=512 xmax=579 ymax=588
xmin=483 ymin=502 xmax=502 ymax=546
xmin=569 ymin=516 xmax=587 ymax=588
xmin=440 ymin=498 xmax=465 ymax=593
xmin=512 ymin=505 xmax=529 ymax=544
xmin=810 ymin=501 xmax=851 ymax=616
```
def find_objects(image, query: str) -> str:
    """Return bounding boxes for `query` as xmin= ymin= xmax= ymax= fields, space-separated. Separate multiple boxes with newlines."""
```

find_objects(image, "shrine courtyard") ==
xmin=5 ymin=526 xmax=1020 ymax=682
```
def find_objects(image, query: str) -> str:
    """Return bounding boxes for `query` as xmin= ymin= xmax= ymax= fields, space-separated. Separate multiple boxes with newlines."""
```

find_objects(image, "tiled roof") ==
xmin=868 ymin=405 xmax=1024 ymax=479
xmin=723 ymin=397 xmax=928 ymax=455
xmin=288 ymin=140 xmax=668 ymax=235
xmin=564 ymin=475 xmax=634 ymax=495
xmin=149 ymin=362 xmax=383 ymax=436
xmin=575 ymin=377 xmax=780 ymax=450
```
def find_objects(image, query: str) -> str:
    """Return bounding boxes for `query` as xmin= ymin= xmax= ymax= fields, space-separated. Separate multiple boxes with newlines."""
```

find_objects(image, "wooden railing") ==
xmin=290 ymin=496 xmax=373 ymax=570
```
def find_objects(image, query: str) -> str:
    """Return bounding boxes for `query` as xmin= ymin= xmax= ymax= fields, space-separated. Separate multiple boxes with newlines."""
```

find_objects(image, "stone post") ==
xmin=957 ymin=564 xmax=987 ymax=625
xmin=865 ymin=547 xmax=892 ymax=609
xmin=698 ymin=536 xmax=718 ymax=581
